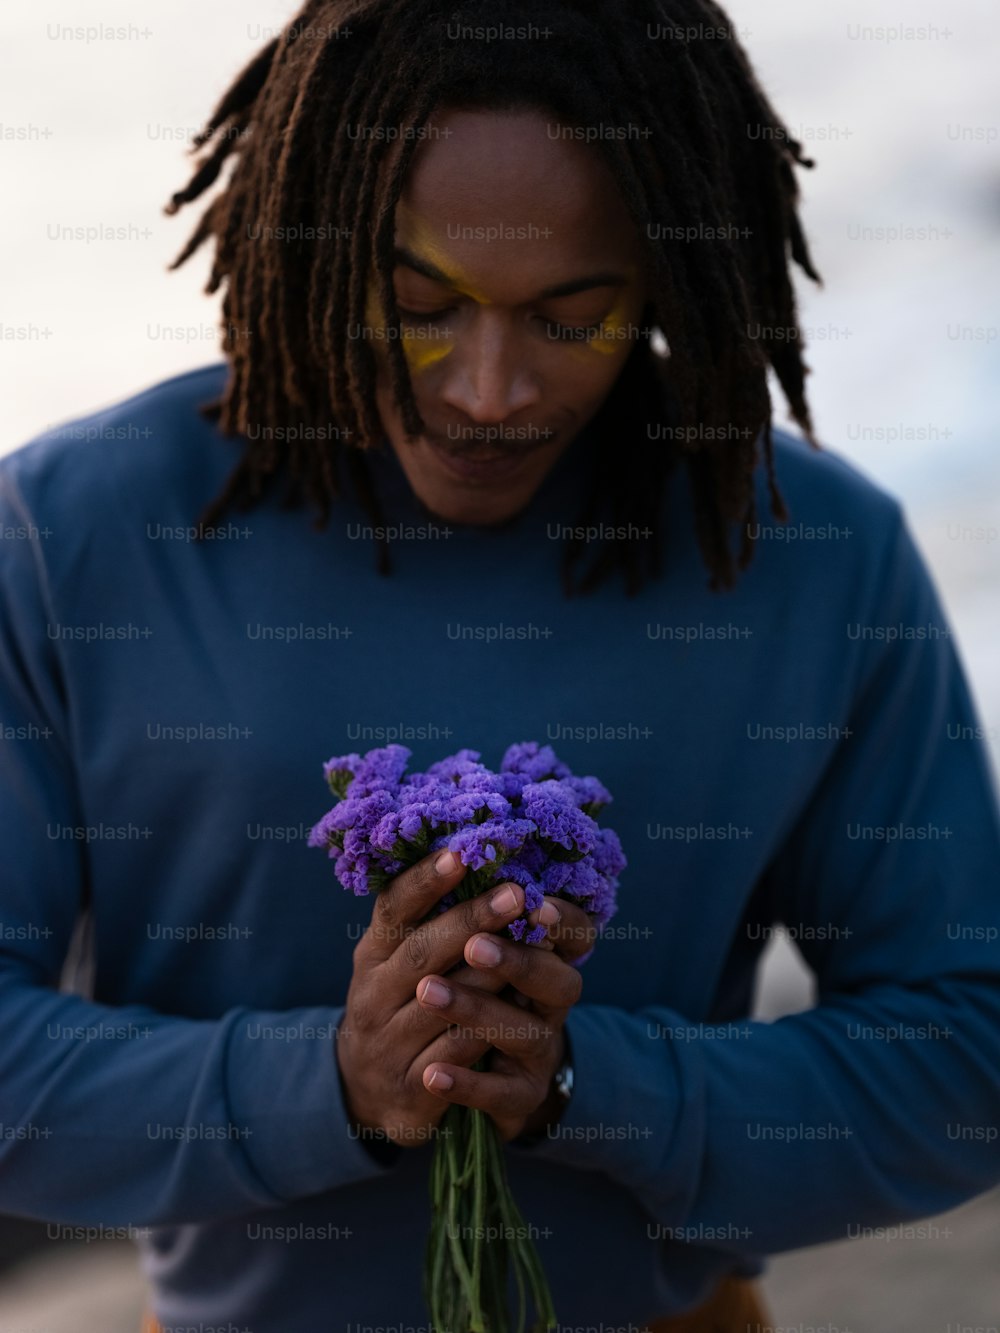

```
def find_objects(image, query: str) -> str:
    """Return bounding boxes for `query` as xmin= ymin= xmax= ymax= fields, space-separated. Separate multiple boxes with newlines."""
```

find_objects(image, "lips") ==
xmin=443 ymin=449 xmax=515 ymax=463
xmin=425 ymin=430 xmax=553 ymax=460
xmin=424 ymin=436 xmax=537 ymax=483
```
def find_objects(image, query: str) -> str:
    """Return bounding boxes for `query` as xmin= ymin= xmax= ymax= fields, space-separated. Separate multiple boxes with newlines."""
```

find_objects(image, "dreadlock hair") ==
xmin=166 ymin=0 xmax=823 ymax=597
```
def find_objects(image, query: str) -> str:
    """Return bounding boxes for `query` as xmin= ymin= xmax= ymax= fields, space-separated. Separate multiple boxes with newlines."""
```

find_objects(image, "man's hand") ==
xmin=337 ymin=845 xmax=598 ymax=1147
xmin=415 ymin=893 xmax=594 ymax=1143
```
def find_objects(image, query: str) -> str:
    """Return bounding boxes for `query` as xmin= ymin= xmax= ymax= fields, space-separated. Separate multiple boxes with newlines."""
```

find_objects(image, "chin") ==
xmin=418 ymin=488 xmax=526 ymax=527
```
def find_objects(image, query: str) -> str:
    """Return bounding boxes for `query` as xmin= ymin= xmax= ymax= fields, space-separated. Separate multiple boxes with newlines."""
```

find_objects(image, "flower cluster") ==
xmin=308 ymin=741 xmax=624 ymax=947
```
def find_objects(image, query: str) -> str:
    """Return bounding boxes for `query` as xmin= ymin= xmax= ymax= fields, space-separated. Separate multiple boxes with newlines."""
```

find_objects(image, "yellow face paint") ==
xmin=396 ymin=200 xmax=493 ymax=306
xmin=586 ymin=264 xmax=637 ymax=356
xmin=559 ymin=288 xmax=633 ymax=366
xmin=585 ymin=295 xmax=629 ymax=356
xmin=364 ymin=276 xmax=454 ymax=374
xmin=402 ymin=332 xmax=454 ymax=373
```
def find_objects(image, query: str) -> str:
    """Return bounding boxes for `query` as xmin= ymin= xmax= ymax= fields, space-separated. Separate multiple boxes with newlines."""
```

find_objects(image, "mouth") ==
xmin=424 ymin=433 xmax=550 ymax=484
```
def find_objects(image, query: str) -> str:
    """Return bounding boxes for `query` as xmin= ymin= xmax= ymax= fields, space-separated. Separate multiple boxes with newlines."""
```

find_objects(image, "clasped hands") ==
xmin=337 ymin=848 xmax=596 ymax=1146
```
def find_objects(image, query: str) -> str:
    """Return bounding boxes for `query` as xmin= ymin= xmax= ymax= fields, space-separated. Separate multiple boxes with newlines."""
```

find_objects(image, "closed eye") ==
xmin=397 ymin=307 xmax=606 ymax=339
xmin=537 ymin=317 xmax=605 ymax=340
xmin=397 ymin=306 xmax=455 ymax=322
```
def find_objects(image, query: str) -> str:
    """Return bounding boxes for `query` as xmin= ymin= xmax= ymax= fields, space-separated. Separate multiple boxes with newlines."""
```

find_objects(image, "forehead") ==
xmin=394 ymin=107 xmax=641 ymax=299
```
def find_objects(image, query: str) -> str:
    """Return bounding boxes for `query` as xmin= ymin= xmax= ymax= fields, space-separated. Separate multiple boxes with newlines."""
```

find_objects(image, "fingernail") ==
xmin=470 ymin=937 xmax=502 ymax=966
xmin=435 ymin=850 xmax=458 ymax=875
xmin=419 ymin=978 xmax=452 ymax=1007
xmin=539 ymin=902 xmax=561 ymax=926
xmin=428 ymin=1070 xmax=454 ymax=1091
xmin=490 ymin=885 xmax=519 ymax=914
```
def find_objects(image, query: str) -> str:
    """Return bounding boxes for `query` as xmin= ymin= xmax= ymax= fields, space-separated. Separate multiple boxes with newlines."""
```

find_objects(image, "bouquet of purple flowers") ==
xmin=309 ymin=741 xmax=625 ymax=1333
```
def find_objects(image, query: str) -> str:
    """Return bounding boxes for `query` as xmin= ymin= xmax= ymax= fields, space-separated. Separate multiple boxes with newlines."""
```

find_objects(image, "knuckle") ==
xmin=466 ymin=894 xmax=489 ymax=933
xmin=371 ymin=891 xmax=398 ymax=943
xmin=412 ymin=854 xmax=438 ymax=894
xmin=401 ymin=927 xmax=431 ymax=972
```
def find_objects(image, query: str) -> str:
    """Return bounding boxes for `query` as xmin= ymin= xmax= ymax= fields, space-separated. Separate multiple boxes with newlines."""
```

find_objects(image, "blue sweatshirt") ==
xmin=1 ymin=362 xmax=999 ymax=1330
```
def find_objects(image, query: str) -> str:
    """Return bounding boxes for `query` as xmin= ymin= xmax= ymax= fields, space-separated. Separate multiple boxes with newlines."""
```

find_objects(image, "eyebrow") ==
xmin=393 ymin=245 xmax=628 ymax=301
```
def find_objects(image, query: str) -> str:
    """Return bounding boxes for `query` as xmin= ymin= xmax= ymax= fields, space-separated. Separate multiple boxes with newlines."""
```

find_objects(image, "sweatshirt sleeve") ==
xmin=510 ymin=499 xmax=1000 ymax=1255
xmin=0 ymin=463 xmax=396 ymax=1227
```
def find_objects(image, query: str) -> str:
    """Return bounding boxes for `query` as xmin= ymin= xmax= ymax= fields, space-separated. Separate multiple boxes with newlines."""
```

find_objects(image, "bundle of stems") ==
xmin=423 ymin=1078 xmax=557 ymax=1333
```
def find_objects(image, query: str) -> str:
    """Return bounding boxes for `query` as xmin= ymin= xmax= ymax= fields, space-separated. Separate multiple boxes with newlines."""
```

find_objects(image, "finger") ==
xmin=542 ymin=896 xmax=599 ymax=964
xmin=384 ymin=961 xmax=512 ymax=1066
xmin=414 ymin=976 xmax=556 ymax=1061
xmin=461 ymin=930 xmax=583 ymax=1020
xmin=355 ymin=848 xmax=469 ymax=965
xmin=420 ymin=1059 xmax=545 ymax=1126
xmin=523 ymin=898 xmax=562 ymax=949
xmin=379 ymin=880 xmax=526 ymax=1004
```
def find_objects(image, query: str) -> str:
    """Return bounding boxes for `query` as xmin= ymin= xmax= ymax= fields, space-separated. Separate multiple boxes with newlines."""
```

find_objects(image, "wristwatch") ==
xmin=553 ymin=1040 xmax=575 ymax=1106
xmin=511 ymin=1031 xmax=574 ymax=1147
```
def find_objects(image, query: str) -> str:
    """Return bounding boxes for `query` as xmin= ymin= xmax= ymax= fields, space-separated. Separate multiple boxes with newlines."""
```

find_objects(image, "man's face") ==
xmin=366 ymin=106 xmax=649 ymax=526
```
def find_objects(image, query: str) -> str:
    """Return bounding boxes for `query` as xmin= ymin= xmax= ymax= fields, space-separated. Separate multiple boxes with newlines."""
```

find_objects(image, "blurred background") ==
xmin=0 ymin=0 xmax=997 ymax=1328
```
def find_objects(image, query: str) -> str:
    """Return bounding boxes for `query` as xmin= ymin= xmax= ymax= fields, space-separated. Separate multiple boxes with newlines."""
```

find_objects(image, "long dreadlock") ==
xmin=166 ymin=0 xmax=823 ymax=596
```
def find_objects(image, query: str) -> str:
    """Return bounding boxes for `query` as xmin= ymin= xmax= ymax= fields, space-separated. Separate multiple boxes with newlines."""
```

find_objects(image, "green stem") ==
xmin=470 ymin=1106 xmax=485 ymax=1306
xmin=443 ymin=1105 xmax=484 ymax=1331
xmin=488 ymin=1119 xmax=558 ymax=1332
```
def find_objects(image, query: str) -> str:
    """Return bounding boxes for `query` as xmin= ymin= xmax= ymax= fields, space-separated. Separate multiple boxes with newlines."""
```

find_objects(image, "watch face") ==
xmin=555 ymin=1062 xmax=574 ymax=1102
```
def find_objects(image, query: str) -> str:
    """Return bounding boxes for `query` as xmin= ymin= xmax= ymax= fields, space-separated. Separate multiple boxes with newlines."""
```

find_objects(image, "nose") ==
xmin=438 ymin=309 xmax=541 ymax=424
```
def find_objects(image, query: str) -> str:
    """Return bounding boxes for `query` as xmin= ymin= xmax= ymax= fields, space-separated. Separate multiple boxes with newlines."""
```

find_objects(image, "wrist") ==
xmin=336 ymin=1041 xmax=403 ymax=1164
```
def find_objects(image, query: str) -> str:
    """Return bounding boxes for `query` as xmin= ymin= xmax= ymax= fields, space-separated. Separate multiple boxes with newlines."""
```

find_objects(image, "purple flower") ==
xmin=447 ymin=818 xmax=534 ymax=871
xmin=309 ymin=742 xmax=623 ymax=953
xmin=592 ymin=826 xmax=627 ymax=879
xmin=420 ymin=748 xmax=486 ymax=784
xmin=542 ymin=856 xmax=600 ymax=904
xmin=560 ymin=773 xmax=613 ymax=814
xmin=520 ymin=781 xmax=598 ymax=857
xmin=307 ymin=807 xmax=342 ymax=851
xmin=348 ymin=744 xmax=413 ymax=797
xmin=323 ymin=753 xmax=362 ymax=799
xmin=500 ymin=741 xmax=572 ymax=783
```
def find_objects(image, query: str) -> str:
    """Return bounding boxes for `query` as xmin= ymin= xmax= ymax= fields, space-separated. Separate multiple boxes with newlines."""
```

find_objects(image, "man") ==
xmin=2 ymin=3 xmax=999 ymax=1330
